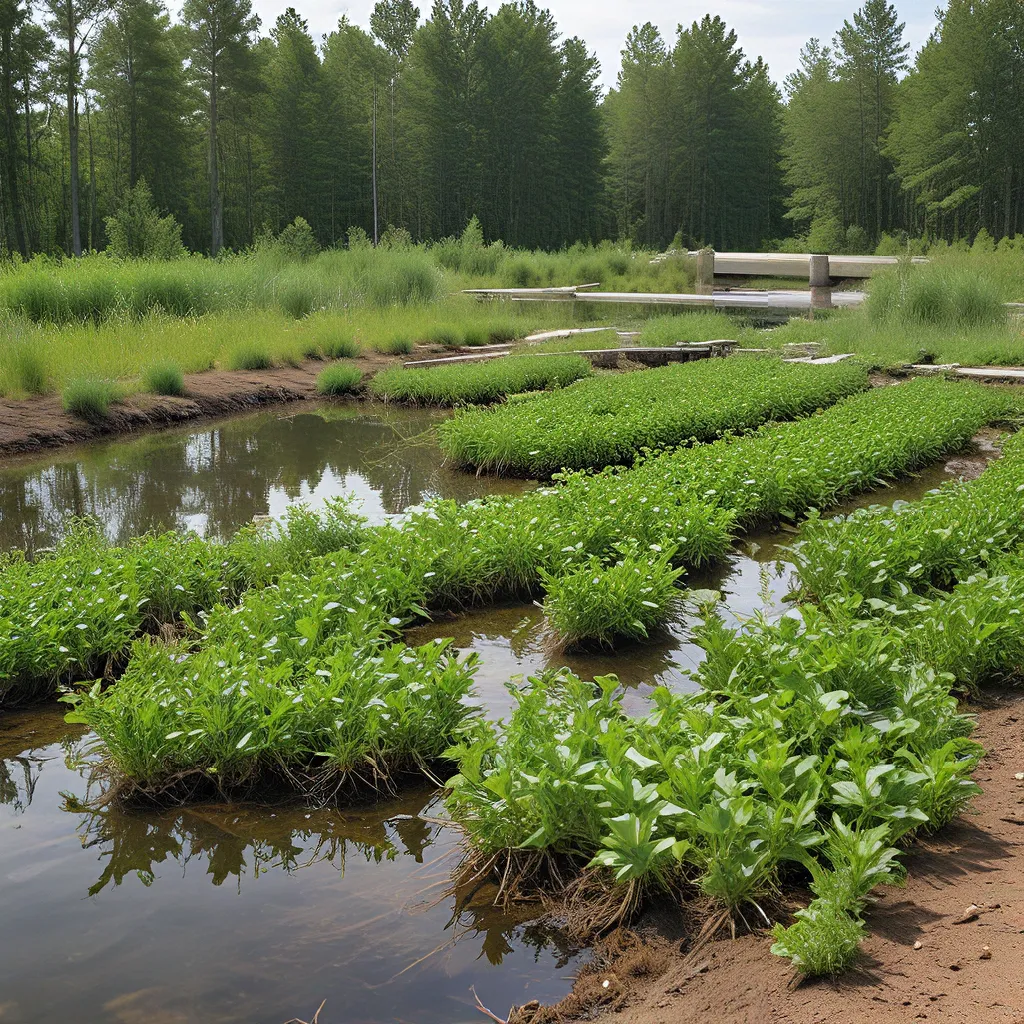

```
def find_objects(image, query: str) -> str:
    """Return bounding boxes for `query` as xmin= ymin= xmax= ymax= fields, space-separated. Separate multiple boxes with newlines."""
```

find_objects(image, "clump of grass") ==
xmin=541 ymin=543 xmax=684 ymax=649
xmin=427 ymin=325 xmax=462 ymax=348
xmin=12 ymin=343 xmax=47 ymax=394
xmin=369 ymin=354 xmax=591 ymax=406
xmin=62 ymin=377 xmax=120 ymax=420
xmin=143 ymin=361 xmax=185 ymax=396
xmin=487 ymin=319 xmax=520 ymax=343
xmin=316 ymin=362 xmax=363 ymax=396
xmin=322 ymin=333 xmax=359 ymax=359
xmin=372 ymin=334 xmax=414 ymax=355
xmin=227 ymin=341 xmax=273 ymax=371
xmin=461 ymin=326 xmax=488 ymax=347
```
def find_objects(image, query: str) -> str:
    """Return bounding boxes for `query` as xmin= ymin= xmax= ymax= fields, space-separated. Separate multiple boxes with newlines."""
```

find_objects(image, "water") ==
xmin=0 ymin=403 xmax=531 ymax=555
xmin=0 ymin=709 xmax=582 ymax=1024
xmin=0 ymin=408 xmax=998 ymax=1023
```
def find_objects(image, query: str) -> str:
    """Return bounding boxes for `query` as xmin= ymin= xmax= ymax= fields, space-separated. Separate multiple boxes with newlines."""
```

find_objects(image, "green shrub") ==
xmin=316 ymin=362 xmax=363 ymax=396
xmin=104 ymin=179 xmax=185 ymax=261
xmin=62 ymin=377 xmax=120 ymax=420
xmin=277 ymin=217 xmax=320 ymax=261
xmin=227 ymin=342 xmax=273 ymax=371
xmin=143 ymin=361 xmax=185 ymax=396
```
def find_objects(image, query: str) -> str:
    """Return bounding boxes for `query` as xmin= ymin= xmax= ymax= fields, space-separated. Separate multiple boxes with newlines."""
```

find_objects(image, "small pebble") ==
xmin=980 ymin=946 xmax=992 ymax=960
xmin=914 ymin=941 xmax=923 ymax=950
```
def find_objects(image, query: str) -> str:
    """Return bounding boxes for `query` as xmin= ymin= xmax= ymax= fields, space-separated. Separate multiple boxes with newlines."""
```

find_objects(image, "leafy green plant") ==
xmin=143 ymin=361 xmax=185 ymax=396
xmin=370 ymin=355 xmax=591 ymax=406
xmin=438 ymin=357 xmax=868 ymax=476
xmin=541 ymin=543 xmax=684 ymax=649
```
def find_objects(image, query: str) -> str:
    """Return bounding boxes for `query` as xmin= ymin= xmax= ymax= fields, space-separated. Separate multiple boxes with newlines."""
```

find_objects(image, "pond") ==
xmin=0 ymin=403 xmax=997 ymax=1024
xmin=0 ymin=403 xmax=531 ymax=555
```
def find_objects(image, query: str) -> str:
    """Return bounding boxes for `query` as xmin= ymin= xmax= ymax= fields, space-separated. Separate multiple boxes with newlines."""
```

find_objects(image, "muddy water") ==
xmin=0 ymin=708 xmax=583 ymax=1023
xmin=0 ymin=403 xmax=531 ymax=554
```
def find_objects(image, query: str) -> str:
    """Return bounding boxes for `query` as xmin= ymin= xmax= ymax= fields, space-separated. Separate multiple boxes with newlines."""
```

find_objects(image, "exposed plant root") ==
xmin=283 ymin=999 xmax=325 ymax=1024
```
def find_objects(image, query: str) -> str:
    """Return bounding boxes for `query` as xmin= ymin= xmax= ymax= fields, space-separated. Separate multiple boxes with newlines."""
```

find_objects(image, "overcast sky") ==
xmin=252 ymin=0 xmax=938 ymax=91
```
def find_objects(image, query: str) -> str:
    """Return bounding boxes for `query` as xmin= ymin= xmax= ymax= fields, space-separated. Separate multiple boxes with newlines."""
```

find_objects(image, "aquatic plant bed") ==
xmin=368 ymin=354 xmax=591 ymax=406
xmin=437 ymin=357 xmax=868 ymax=476
xmin=2 ymin=378 xmax=1011 ymax=709
xmin=445 ymin=457 xmax=1024 ymax=982
xmin=19 ymin=378 xmax=1010 ymax=807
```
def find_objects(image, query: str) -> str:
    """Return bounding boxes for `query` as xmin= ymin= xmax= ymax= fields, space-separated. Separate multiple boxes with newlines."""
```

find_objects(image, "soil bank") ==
xmin=532 ymin=694 xmax=1024 ymax=1024
xmin=0 ymin=352 xmax=407 ymax=458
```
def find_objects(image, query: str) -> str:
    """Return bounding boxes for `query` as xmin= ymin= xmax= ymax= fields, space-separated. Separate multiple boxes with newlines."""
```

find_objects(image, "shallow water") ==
xmin=0 ymin=407 xmax=998 ymax=1022
xmin=0 ymin=402 xmax=531 ymax=554
xmin=0 ymin=709 xmax=583 ymax=1024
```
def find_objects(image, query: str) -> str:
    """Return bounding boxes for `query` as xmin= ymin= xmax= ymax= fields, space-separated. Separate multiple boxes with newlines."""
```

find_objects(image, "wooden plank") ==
xmin=523 ymin=327 xmax=615 ymax=342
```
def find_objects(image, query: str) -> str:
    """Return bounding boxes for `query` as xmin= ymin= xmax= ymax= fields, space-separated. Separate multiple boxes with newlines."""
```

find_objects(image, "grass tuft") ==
xmin=316 ymin=362 xmax=364 ymax=396
xmin=143 ymin=361 xmax=185 ymax=396
xmin=12 ymin=344 xmax=47 ymax=394
xmin=227 ymin=341 xmax=273 ymax=371
xmin=62 ymin=377 xmax=120 ymax=421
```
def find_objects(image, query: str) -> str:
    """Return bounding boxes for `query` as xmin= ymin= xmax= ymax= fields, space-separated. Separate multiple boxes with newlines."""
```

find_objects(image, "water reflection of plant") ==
xmin=63 ymin=787 xmax=575 ymax=969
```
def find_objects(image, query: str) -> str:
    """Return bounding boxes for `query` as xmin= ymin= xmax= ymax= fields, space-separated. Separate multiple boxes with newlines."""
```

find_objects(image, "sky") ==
xmin=249 ymin=0 xmax=939 ymax=91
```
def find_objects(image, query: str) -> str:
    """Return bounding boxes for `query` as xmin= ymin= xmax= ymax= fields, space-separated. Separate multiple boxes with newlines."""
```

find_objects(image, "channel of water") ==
xmin=0 ymin=403 xmax=994 ymax=1023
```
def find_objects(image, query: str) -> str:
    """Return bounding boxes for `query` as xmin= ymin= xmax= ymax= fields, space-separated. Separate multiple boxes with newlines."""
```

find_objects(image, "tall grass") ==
xmin=143 ymin=362 xmax=185 ymax=396
xmin=867 ymin=262 xmax=1006 ymax=329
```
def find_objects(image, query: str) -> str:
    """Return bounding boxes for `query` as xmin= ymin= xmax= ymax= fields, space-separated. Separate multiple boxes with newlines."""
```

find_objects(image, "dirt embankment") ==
xmin=0 ymin=352 xmax=405 ymax=459
xmin=522 ymin=695 xmax=1024 ymax=1024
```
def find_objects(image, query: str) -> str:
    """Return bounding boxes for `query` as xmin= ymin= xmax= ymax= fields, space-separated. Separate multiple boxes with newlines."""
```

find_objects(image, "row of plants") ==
xmin=38 ymin=381 xmax=1010 ymax=801
xmin=792 ymin=430 xmax=1024 ymax=601
xmin=369 ymin=355 xmax=592 ymax=407
xmin=438 ymin=358 xmax=869 ymax=476
xmin=0 ymin=502 xmax=366 ymax=706
xmin=2 ymin=378 xmax=1009 ymax=708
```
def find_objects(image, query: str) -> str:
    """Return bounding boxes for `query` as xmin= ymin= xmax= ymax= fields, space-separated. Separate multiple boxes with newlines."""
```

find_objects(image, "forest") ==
xmin=0 ymin=0 xmax=1021 ymax=259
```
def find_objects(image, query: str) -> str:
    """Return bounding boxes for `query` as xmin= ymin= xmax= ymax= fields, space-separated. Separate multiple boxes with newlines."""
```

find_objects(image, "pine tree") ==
xmin=181 ymin=0 xmax=259 ymax=254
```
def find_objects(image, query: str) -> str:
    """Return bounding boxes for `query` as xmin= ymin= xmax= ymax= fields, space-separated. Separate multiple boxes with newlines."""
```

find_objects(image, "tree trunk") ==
xmin=209 ymin=61 xmax=222 ymax=255
xmin=67 ymin=23 xmax=81 ymax=256
xmin=1 ymin=24 xmax=28 ymax=256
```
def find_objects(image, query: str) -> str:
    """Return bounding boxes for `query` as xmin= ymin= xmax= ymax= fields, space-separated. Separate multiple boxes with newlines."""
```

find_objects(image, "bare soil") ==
xmin=0 ymin=351 xmax=407 ymax=458
xmin=517 ymin=694 xmax=1024 ymax=1024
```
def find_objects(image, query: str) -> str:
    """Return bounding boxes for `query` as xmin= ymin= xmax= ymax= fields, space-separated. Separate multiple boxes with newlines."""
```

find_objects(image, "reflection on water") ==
xmin=0 ymin=710 xmax=582 ymax=1024
xmin=409 ymin=537 xmax=794 ymax=717
xmin=0 ymin=403 xmax=531 ymax=554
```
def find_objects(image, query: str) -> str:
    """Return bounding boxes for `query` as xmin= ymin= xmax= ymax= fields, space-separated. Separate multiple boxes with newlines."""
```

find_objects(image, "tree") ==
xmin=41 ymin=0 xmax=108 ymax=255
xmin=370 ymin=0 xmax=418 ymax=58
xmin=87 ymin=0 xmax=192 ymax=226
xmin=104 ymin=175 xmax=184 ymax=257
xmin=835 ymin=0 xmax=908 ymax=237
xmin=888 ymin=0 xmax=1024 ymax=239
xmin=0 ymin=0 xmax=50 ymax=254
xmin=182 ymin=0 xmax=259 ymax=254
xmin=261 ymin=8 xmax=322 ymax=232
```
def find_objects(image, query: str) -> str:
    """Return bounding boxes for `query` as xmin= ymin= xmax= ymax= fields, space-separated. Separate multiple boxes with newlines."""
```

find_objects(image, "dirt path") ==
xmin=0 ymin=352 xmax=406 ymax=458
xmin=538 ymin=695 xmax=1024 ymax=1024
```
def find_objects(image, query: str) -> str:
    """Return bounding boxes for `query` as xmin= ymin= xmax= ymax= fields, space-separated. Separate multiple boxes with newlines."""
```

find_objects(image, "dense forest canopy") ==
xmin=0 ymin=0 xmax=1021 ymax=257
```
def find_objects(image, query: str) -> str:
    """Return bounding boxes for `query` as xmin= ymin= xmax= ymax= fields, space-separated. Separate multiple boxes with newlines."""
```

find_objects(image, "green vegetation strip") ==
xmin=792 ymin=430 xmax=1024 ymax=601
xmin=369 ymin=354 xmax=591 ymax=407
xmin=445 ymin=491 xmax=1024 ymax=977
xmin=438 ymin=358 xmax=869 ymax=476
xmin=2 ymin=378 xmax=1009 ymax=708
